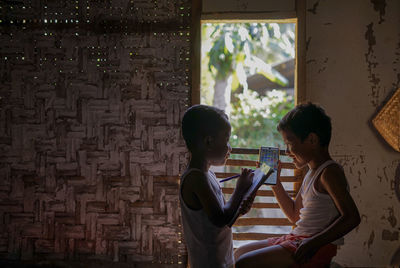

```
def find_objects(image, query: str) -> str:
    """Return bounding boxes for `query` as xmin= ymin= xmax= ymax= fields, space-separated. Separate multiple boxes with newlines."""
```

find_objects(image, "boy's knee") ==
xmin=235 ymin=255 xmax=251 ymax=268
xmin=234 ymin=247 xmax=245 ymax=260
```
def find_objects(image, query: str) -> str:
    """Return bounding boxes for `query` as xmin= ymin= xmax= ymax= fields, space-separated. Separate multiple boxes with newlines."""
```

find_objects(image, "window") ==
xmin=201 ymin=21 xmax=296 ymax=150
xmin=190 ymin=5 xmax=306 ymax=248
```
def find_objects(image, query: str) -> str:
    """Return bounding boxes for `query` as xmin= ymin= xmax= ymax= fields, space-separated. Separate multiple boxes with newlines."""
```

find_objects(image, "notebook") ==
xmin=227 ymin=165 xmax=274 ymax=227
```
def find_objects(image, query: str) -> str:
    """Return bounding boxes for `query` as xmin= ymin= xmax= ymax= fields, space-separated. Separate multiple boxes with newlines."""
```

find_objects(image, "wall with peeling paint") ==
xmin=306 ymin=0 xmax=400 ymax=266
xmin=204 ymin=0 xmax=400 ymax=266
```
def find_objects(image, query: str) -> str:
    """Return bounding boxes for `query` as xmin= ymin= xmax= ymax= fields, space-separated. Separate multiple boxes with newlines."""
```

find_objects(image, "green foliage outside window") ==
xmin=201 ymin=22 xmax=296 ymax=155
xmin=230 ymin=89 xmax=294 ymax=157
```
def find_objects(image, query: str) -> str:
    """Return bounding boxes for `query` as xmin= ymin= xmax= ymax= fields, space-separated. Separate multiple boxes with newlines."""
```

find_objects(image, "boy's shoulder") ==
xmin=181 ymin=169 xmax=212 ymax=210
xmin=183 ymin=168 xmax=208 ymax=178
xmin=322 ymin=162 xmax=344 ymax=175
xmin=320 ymin=162 xmax=347 ymax=186
xmin=182 ymin=169 xmax=209 ymax=189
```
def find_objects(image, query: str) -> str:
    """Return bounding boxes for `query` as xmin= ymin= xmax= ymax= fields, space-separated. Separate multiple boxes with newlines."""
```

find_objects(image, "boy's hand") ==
xmin=236 ymin=168 xmax=253 ymax=193
xmin=270 ymin=160 xmax=283 ymax=190
xmin=276 ymin=160 xmax=282 ymax=182
xmin=293 ymin=237 xmax=318 ymax=264
xmin=238 ymin=191 xmax=257 ymax=215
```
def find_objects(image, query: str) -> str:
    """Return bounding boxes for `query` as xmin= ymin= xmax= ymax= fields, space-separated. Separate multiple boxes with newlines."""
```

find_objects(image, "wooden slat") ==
xmin=225 ymin=159 xmax=257 ymax=167
xmin=231 ymin=148 xmax=259 ymax=155
xmin=280 ymin=162 xmax=296 ymax=169
xmin=253 ymin=189 xmax=296 ymax=197
xmin=233 ymin=232 xmax=285 ymax=241
xmin=215 ymin=172 xmax=237 ymax=178
xmin=278 ymin=176 xmax=298 ymax=182
xmin=281 ymin=176 xmax=300 ymax=182
xmin=226 ymin=160 xmax=296 ymax=169
xmin=234 ymin=218 xmax=293 ymax=226
xmin=201 ymin=12 xmax=297 ymax=21
xmin=279 ymin=150 xmax=288 ymax=156
xmin=225 ymin=159 xmax=295 ymax=170
xmin=217 ymin=173 xmax=299 ymax=182
xmin=222 ymin=188 xmax=296 ymax=197
xmin=217 ymin=175 xmax=300 ymax=182
xmin=251 ymin=203 xmax=280 ymax=209
xmin=231 ymin=148 xmax=287 ymax=156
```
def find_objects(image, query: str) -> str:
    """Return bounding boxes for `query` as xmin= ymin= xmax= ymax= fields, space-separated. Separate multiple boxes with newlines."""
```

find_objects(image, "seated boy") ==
xmin=180 ymin=104 xmax=254 ymax=268
xmin=235 ymin=102 xmax=361 ymax=268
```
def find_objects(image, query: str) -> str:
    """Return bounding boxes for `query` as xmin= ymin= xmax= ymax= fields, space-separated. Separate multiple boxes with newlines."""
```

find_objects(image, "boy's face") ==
xmin=207 ymin=125 xmax=232 ymax=166
xmin=280 ymin=129 xmax=312 ymax=169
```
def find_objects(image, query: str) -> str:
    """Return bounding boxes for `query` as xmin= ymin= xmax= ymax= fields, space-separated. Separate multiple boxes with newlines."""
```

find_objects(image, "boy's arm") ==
xmin=294 ymin=165 xmax=361 ymax=263
xmin=270 ymin=163 xmax=303 ymax=223
xmin=188 ymin=169 xmax=253 ymax=228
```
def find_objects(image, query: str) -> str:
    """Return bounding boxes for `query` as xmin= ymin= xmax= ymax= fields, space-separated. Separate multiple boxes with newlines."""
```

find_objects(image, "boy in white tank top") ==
xmin=180 ymin=105 xmax=255 ymax=268
xmin=235 ymin=102 xmax=361 ymax=268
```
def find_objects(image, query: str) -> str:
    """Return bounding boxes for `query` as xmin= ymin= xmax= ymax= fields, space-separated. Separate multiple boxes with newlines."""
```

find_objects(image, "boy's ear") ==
xmin=204 ymin=135 xmax=214 ymax=148
xmin=307 ymin=133 xmax=319 ymax=145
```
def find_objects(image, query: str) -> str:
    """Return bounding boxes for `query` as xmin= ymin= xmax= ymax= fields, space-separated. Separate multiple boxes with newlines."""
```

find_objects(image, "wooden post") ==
xmin=295 ymin=0 xmax=307 ymax=104
xmin=190 ymin=0 xmax=202 ymax=106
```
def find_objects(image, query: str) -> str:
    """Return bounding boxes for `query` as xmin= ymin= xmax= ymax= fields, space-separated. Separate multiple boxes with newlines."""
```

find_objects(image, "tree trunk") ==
xmin=213 ymin=76 xmax=231 ymax=114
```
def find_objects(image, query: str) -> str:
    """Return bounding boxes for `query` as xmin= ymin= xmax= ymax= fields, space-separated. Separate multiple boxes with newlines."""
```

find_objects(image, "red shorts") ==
xmin=266 ymin=233 xmax=337 ymax=268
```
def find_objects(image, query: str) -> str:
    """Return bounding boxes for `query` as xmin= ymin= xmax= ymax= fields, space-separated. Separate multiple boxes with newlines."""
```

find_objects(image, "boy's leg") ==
xmin=235 ymin=245 xmax=295 ymax=268
xmin=234 ymin=239 xmax=269 ymax=260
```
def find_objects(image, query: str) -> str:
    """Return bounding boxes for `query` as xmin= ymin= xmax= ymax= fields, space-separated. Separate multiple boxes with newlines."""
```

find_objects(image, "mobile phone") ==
xmin=259 ymin=146 xmax=279 ymax=185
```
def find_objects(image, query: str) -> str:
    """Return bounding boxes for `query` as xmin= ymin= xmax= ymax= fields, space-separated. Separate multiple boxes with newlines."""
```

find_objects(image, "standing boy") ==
xmin=180 ymin=104 xmax=254 ymax=268
xmin=235 ymin=102 xmax=361 ymax=268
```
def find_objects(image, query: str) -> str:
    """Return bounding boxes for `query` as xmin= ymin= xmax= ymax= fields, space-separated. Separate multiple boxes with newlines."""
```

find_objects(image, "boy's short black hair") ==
xmin=277 ymin=102 xmax=332 ymax=146
xmin=181 ymin=105 xmax=230 ymax=152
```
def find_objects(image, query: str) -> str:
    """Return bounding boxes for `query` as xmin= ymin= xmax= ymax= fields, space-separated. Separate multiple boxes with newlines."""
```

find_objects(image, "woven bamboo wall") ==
xmin=0 ymin=0 xmax=190 ymax=265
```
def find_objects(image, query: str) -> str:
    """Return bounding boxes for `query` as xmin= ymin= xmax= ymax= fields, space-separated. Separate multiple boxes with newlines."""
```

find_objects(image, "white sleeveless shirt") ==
xmin=292 ymin=160 xmax=346 ymax=245
xmin=179 ymin=169 xmax=234 ymax=268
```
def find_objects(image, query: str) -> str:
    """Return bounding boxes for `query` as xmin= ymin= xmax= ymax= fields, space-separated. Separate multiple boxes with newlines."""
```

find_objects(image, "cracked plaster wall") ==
xmin=306 ymin=0 xmax=400 ymax=266
xmin=204 ymin=0 xmax=400 ymax=266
